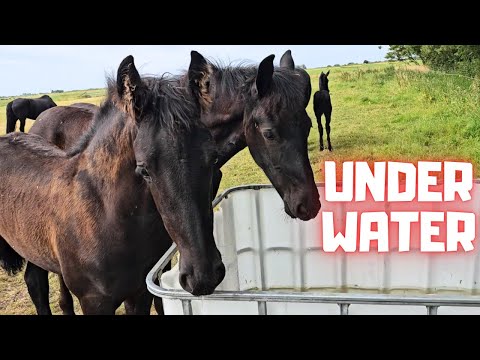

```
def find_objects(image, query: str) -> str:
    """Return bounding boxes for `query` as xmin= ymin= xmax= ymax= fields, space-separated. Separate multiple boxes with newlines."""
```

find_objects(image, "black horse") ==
xmin=6 ymin=95 xmax=57 ymax=133
xmin=313 ymin=71 xmax=333 ymax=151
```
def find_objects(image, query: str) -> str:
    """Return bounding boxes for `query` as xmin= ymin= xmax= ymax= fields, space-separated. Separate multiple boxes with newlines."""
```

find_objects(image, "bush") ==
xmin=51 ymin=89 xmax=64 ymax=93
xmin=363 ymin=60 xmax=370 ymax=64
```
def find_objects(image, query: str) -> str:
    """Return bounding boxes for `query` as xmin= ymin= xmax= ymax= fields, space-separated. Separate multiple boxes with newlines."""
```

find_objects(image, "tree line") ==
xmin=386 ymin=45 xmax=480 ymax=77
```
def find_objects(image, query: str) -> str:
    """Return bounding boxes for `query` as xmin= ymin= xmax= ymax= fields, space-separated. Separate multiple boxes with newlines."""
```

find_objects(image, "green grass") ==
xmin=1 ymin=61 xmax=480 ymax=314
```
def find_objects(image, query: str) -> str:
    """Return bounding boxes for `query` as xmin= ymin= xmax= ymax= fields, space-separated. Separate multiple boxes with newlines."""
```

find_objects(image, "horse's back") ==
xmin=69 ymin=103 xmax=99 ymax=112
xmin=31 ymin=106 xmax=95 ymax=150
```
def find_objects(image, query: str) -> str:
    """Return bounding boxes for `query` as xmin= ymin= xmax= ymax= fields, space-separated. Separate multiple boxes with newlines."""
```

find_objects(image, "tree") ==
xmin=385 ymin=45 xmax=423 ymax=62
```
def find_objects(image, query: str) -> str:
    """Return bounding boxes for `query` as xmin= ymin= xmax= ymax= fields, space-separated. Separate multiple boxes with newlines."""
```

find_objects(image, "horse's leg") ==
xmin=5 ymin=102 xmax=17 ymax=133
xmin=58 ymin=275 xmax=75 ymax=315
xmin=19 ymin=118 xmax=26 ymax=133
xmin=316 ymin=111 xmax=324 ymax=151
xmin=326 ymin=110 xmax=333 ymax=152
xmin=79 ymin=294 xmax=116 ymax=315
xmin=24 ymin=262 xmax=52 ymax=315
xmin=124 ymin=286 xmax=154 ymax=315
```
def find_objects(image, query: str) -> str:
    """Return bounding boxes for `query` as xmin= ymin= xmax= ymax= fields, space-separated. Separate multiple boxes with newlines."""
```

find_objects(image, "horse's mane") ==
xmin=5 ymin=132 xmax=66 ymax=158
xmin=67 ymin=73 xmax=200 ymax=157
xmin=200 ymin=58 xmax=307 ymax=111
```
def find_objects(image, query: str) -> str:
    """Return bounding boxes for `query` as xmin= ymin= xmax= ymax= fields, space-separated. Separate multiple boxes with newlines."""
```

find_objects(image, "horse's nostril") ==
xmin=297 ymin=204 xmax=309 ymax=218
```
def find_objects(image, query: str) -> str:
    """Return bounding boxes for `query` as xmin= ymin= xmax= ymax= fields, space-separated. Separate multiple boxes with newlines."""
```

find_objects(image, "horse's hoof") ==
xmin=328 ymin=147 xmax=333 ymax=152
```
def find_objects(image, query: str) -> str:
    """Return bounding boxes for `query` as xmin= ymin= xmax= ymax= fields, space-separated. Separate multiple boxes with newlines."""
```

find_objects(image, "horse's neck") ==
xmin=81 ymin=112 xmax=137 ymax=186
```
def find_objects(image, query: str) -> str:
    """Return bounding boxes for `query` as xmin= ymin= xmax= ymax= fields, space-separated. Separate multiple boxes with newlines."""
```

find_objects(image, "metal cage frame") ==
xmin=146 ymin=183 xmax=480 ymax=315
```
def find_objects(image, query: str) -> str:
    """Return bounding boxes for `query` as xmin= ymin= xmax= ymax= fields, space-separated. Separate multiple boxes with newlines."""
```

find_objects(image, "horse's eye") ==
xmin=263 ymin=129 xmax=275 ymax=141
xmin=135 ymin=165 xmax=150 ymax=179
xmin=254 ymin=121 xmax=259 ymax=129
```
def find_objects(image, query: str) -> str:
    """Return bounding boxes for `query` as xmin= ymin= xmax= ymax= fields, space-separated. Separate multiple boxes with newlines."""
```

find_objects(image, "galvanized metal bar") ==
xmin=182 ymin=300 xmax=193 ymax=315
xmin=258 ymin=301 xmax=267 ymax=315
xmin=339 ymin=303 xmax=350 ymax=315
xmin=427 ymin=306 xmax=438 ymax=315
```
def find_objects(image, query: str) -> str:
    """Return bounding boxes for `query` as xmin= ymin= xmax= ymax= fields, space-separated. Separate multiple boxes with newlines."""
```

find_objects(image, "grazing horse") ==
xmin=313 ymin=71 xmax=333 ymax=151
xmin=24 ymin=50 xmax=321 ymax=315
xmin=6 ymin=95 xmax=57 ymax=133
xmin=0 ymin=55 xmax=224 ymax=315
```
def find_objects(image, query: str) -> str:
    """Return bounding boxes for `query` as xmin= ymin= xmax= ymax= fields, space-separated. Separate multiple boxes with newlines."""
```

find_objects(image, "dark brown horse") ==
xmin=6 ymin=95 xmax=57 ymax=133
xmin=24 ymin=50 xmax=321 ymax=315
xmin=0 ymin=55 xmax=224 ymax=314
xmin=32 ymin=106 xmax=96 ymax=150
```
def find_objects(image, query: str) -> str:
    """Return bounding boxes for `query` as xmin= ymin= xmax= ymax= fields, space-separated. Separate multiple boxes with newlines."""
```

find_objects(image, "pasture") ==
xmin=1 ymin=61 xmax=480 ymax=314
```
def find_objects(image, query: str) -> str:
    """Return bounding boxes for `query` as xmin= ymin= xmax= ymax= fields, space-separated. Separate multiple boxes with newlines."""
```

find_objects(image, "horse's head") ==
xmin=244 ymin=55 xmax=320 ymax=221
xmin=41 ymin=95 xmax=57 ymax=107
xmin=319 ymin=71 xmax=330 ymax=91
xmin=114 ymin=55 xmax=224 ymax=296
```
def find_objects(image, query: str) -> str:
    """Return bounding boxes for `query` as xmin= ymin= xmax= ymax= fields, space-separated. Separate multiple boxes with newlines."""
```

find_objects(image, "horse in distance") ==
xmin=6 ymin=95 xmax=57 ymax=133
xmin=313 ymin=71 xmax=333 ymax=151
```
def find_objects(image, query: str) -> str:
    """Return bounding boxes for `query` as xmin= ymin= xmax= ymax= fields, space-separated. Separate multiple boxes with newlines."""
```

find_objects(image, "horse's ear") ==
xmin=254 ymin=54 xmax=275 ymax=98
xmin=188 ymin=51 xmax=212 ymax=109
xmin=116 ymin=55 xmax=145 ymax=120
xmin=280 ymin=50 xmax=295 ymax=70
xmin=326 ymin=70 xmax=330 ymax=76
xmin=321 ymin=71 xmax=325 ymax=75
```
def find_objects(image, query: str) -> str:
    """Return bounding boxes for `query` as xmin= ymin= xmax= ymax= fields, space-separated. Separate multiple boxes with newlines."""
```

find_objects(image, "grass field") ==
xmin=1 ymin=61 xmax=479 ymax=314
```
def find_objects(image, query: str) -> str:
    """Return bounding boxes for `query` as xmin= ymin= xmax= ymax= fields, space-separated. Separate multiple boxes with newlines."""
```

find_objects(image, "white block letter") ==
xmin=322 ymin=212 xmax=358 ymax=252
xmin=391 ymin=212 xmax=419 ymax=252
xmin=444 ymin=162 xmax=473 ymax=202
xmin=359 ymin=212 xmax=389 ymax=252
xmin=418 ymin=162 xmax=442 ymax=202
xmin=325 ymin=161 xmax=353 ymax=202
xmin=420 ymin=212 xmax=445 ymax=252
xmin=387 ymin=162 xmax=416 ymax=202
xmin=447 ymin=212 xmax=475 ymax=252
xmin=355 ymin=162 xmax=386 ymax=202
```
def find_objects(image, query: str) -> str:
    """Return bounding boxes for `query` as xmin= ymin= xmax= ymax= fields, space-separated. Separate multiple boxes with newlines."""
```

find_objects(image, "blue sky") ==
xmin=0 ymin=45 xmax=388 ymax=96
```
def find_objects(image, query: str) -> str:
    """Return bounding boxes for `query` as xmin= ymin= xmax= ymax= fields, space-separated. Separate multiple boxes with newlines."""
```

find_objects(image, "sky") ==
xmin=0 ymin=45 xmax=388 ymax=96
